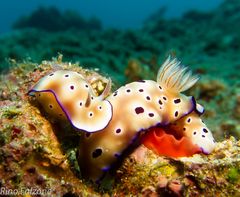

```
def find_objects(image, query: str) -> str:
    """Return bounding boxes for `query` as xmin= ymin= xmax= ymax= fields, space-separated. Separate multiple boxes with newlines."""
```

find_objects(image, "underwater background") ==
xmin=0 ymin=0 xmax=240 ymax=196
xmin=0 ymin=0 xmax=239 ymax=137
xmin=0 ymin=0 xmax=223 ymax=33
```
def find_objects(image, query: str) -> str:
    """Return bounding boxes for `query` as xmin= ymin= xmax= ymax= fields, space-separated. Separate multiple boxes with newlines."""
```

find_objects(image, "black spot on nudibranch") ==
xmin=158 ymin=99 xmax=163 ymax=105
xmin=49 ymin=73 xmax=54 ymax=76
xmin=203 ymin=128 xmax=208 ymax=133
xmin=159 ymin=85 xmax=162 ymax=90
xmin=70 ymin=85 xmax=74 ymax=90
xmin=174 ymin=98 xmax=181 ymax=104
xmin=139 ymin=89 xmax=144 ymax=92
xmin=174 ymin=111 xmax=179 ymax=117
xmin=146 ymin=96 xmax=151 ymax=100
xmin=49 ymin=104 xmax=53 ymax=108
xmin=202 ymin=135 xmax=205 ymax=138
xmin=187 ymin=118 xmax=191 ymax=123
xmin=116 ymin=128 xmax=121 ymax=133
xmin=65 ymin=74 xmax=69 ymax=77
xmin=89 ymin=112 xmax=93 ymax=117
xmin=85 ymin=84 xmax=89 ymax=88
xmin=163 ymin=96 xmax=167 ymax=101
xmin=92 ymin=148 xmax=102 ymax=158
xmin=113 ymin=91 xmax=118 ymax=96
xmin=183 ymin=127 xmax=186 ymax=131
xmin=135 ymin=107 xmax=144 ymax=114
xmin=79 ymin=102 xmax=83 ymax=106
xmin=98 ymin=106 xmax=102 ymax=110
xmin=193 ymin=131 xmax=197 ymax=135
xmin=148 ymin=113 xmax=154 ymax=117
xmin=126 ymin=89 xmax=131 ymax=93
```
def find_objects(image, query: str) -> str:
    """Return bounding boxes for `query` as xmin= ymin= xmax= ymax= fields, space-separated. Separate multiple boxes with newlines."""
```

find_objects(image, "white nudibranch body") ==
xmin=29 ymin=70 xmax=112 ymax=132
xmin=168 ymin=111 xmax=216 ymax=154
xmin=29 ymin=57 xmax=216 ymax=182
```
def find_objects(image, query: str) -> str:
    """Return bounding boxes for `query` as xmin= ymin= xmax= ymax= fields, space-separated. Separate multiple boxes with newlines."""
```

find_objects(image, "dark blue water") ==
xmin=0 ymin=0 xmax=223 ymax=34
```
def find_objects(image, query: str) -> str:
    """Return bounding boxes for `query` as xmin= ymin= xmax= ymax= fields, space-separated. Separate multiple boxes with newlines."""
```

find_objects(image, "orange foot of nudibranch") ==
xmin=141 ymin=127 xmax=202 ymax=158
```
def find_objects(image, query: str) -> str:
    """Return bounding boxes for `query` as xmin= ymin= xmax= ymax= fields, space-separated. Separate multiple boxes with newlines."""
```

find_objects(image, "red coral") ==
xmin=141 ymin=127 xmax=202 ymax=158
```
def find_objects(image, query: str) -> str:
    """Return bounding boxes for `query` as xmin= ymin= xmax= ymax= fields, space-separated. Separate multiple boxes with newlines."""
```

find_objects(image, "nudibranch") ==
xmin=28 ymin=70 xmax=113 ymax=132
xmin=28 ymin=56 xmax=216 ymax=182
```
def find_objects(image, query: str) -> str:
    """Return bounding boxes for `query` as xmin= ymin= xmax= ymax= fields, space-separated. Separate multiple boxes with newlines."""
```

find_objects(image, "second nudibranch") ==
xmin=29 ymin=57 xmax=216 ymax=182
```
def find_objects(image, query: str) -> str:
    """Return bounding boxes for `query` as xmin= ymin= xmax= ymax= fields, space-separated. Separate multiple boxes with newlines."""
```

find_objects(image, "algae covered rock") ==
xmin=113 ymin=138 xmax=240 ymax=196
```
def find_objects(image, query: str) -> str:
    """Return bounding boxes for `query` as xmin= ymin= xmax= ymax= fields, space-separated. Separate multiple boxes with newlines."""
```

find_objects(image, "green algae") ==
xmin=150 ymin=162 xmax=176 ymax=177
xmin=1 ymin=106 xmax=22 ymax=119
xmin=227 ymin=167 xmax=240 ymax=183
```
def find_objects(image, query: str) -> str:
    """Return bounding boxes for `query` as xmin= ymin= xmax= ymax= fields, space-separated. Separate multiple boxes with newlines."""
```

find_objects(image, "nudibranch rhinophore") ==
xmin=28 ymin=56 xmax=216 ymax=182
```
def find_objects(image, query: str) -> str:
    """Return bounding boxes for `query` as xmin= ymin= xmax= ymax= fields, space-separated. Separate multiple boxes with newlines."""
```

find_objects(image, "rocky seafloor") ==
xmin=0 ymin=0 xmax=240 ymax=196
